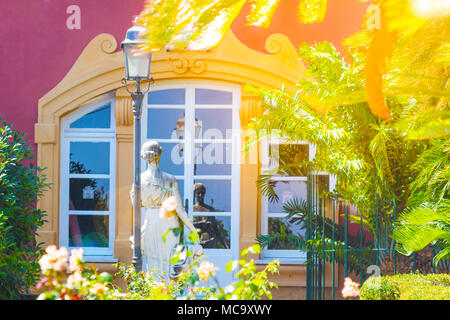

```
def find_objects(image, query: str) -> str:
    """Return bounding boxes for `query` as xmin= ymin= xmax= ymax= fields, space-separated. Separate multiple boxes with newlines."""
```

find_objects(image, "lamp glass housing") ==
xmin=123 ymin=44 xmax=152 ymax=80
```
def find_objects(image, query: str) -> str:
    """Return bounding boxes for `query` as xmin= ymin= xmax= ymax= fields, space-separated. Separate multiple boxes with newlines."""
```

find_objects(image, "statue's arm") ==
xmin=171 ymin=178 xmax=197 ymax=233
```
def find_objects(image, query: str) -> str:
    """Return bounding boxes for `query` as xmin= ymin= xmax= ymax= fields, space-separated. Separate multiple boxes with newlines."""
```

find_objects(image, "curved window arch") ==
xmin=60 ymin=93 xmax=116 ymax=261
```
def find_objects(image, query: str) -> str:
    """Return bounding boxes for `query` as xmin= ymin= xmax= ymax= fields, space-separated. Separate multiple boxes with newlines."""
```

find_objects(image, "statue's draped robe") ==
xmin=134 ymin=169 xmax=192 ymax=280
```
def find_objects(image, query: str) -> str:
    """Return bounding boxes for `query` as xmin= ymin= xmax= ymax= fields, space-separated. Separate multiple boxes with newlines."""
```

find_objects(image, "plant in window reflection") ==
xmin=69 ymin=157 xmax=109 ymax=247
xmin=261 ymin=198 xmax=308 ymax=250
xmin=194 ymin=216 xmax=230 ymax=249
xmin=69 ymin=156 xmax=109 ymax=211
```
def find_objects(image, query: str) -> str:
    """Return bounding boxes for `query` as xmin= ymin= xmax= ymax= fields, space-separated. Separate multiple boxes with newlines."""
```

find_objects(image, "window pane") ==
xmin=150 ymin=142 xmax=184 ymax=176
xmin=193 ymin=180 xmax=231 ymax=212
xmin=147 ymin=108 xmax=185 ymax=140
xmin=268 ymin=180 xmax=307 ymax=213
xmin=195 ymin=109 xmax=232 ymax=139
xmin=69 ymin=178 xmax=110 ymax=211
xmin=70 ymin=104 xmax=111 ymax=129
xmin=268 ymin=217 xmax=305 ymax=250
xmin=269 ymin=143 xmax=309 ymax=176
xmin=70 ymin=142 xmax=110 ymax=174
xmin=69 ymin=215 xmax=109 ymax=247
xmin=193 ymin=216 xmax=230 ymax=249
xmin=195 ymin=89 xmax=232 ymax=105
xmin=148 ymin=89 xmax=185 ymax=105
xmin=194 ymin=143 xmax=232 ymax=175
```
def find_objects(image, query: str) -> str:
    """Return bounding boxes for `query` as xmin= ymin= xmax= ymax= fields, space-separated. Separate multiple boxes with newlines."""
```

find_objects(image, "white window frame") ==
xmin=141 ymin=80 xmax=241 ymax=282
xmin=60 ymin=92 xmax=116 ymax=262
xmin=260 ymin=137 xmax=316 ymax=263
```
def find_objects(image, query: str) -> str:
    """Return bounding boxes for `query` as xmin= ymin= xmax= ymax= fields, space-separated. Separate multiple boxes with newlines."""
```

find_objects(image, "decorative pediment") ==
xmin=38 ymin=29 xmax=305 ymax=125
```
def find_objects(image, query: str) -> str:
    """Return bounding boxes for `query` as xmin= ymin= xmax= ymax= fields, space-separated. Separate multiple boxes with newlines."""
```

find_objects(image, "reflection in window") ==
xmin=69 ymin=215 xmax=109 ymax=247
xmin=269 ymin=143 xmax=309 ymax=176
xmin=148 ymin=89 xmax=185 ymax=105
xmin=147 ymin=108 xmax=186 ymax=139
xmin=155 ymin=143 xmax=184 ymax=176
xmin=193 ymin=216 xmax=230 ymax=249
xmin=268 ymin=181 xmax=307 ymax=213
xmin=69 ymin=178 xmax=109 ymax=211
xmin=268 ymin=217 xmax=305 ymax=250
xmin=70 ymin=104 xmax=111 ymax=129
xmin=193 ymin=180 xmax=230 ymax=212
xmin=70 ymin=142 xmax=110 ymax=174
xmin=195 ymin=109 xmax=232 ymax=138
xmin=195 ymin=143 xmax=231 ymax=176
xmin=195 ymin=89 xmax=232 ymax=105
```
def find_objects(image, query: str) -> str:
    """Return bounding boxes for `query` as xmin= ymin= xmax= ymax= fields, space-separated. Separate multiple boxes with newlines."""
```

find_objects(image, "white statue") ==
xmin=130 ymin=140 xmax=200 ymax=279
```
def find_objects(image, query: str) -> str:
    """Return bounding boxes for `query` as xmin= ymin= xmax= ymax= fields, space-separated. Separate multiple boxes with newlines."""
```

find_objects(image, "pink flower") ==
xmin=38 ymin=245 xmax=69 ymax=273
xmin=342 ymin=277 xmax=360 ymax=299
xmin=89 ymin=282 xmax=108 ymax=296
xmin=159 ymin=196 xmax=177 ymax=219
xmin=197 ymin=261 xmax=218 ymax=281
xmin=67 ymin=271 xmax=85 ymax=288
xmin=69 ymin=248 xmax=84 ymax=273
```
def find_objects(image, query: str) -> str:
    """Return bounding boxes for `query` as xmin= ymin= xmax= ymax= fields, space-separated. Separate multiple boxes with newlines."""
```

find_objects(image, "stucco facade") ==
xmin=0 ymin=0 xmax=368 ymax=299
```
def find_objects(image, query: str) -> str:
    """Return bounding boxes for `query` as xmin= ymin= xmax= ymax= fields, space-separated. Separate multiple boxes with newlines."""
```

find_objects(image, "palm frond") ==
xmin=393 ymin=201 xmax=450 ymax=265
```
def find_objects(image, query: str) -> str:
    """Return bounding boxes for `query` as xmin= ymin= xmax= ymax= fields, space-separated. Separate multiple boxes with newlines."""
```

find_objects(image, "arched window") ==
xmin=60 ymin=93 xmax=116 ymax=261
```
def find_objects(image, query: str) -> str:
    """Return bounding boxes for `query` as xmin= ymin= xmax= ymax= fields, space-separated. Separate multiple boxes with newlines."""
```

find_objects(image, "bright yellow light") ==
xmin=410 ymin=0 xmax=450 ymax=18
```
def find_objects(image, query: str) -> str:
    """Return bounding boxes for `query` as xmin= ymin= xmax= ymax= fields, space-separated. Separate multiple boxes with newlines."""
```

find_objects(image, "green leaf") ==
xmin=226 ymin=260 xmax=239 ymax=273
xmin=188 ymin=231 xmax=199 ymax=243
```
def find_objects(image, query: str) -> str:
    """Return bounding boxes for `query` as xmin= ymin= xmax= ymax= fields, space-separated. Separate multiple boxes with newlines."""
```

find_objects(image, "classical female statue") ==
xmin=130 ymin=140 xmax=199 ymax=279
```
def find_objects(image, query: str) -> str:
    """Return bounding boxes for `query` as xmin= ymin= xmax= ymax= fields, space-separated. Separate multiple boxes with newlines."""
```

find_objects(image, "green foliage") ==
xmin=0 ymin=119 xmax=49 ymax=299
xmin=408 ymin=139 xmax=449 ymax=208
xmin=136 ymin=0 xmax=328 ymax=52
xmin=115 ymin=259 xmax=210 ymax=300
xmin=360 ymin=273 xmax=450 ymax=300
xmin=220 ymin=244 xmax=279 ymax=300
xmin=251 ymin=36 xmax=448 ymax=274
xmin=248 ymin=42 xmax=422 ymax=218
xmin=393 ymin=138 xmax=449 ymax=265
xmin=393 ymin=200 xmax=450 ymax=265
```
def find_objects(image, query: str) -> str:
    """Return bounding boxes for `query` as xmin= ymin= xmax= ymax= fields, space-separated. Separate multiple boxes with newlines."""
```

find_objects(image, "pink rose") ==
xmin=38 ymin=245 xmax=69 ymax=273
xmin=69 ymin=248 xmax=84 ymax=273
xmin=89 ymin=282 xmax=108 ymax=296
xmin=341 ymin=277 xmax=360 ymax=299
xmin=197 ymin=261 xmax=219 ymax=281
xmin=159 ymin=196 xmax=177 ymax=219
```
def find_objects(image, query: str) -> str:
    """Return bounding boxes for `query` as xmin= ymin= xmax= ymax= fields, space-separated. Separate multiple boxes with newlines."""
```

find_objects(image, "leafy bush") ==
xmin=115 ymin=244 xmax=280 ymax=300
xmin=0 ymin=119 xmax=48 ymax=299
xmin=360 ymin=273 xmax=450 ymax=300
xmin=37 ymin=244 xmax=279 ymax=300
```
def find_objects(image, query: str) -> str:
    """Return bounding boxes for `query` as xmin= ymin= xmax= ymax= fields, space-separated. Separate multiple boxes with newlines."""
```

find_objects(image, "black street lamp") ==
xmin=121 ymin=25 xmax=153 ymax=272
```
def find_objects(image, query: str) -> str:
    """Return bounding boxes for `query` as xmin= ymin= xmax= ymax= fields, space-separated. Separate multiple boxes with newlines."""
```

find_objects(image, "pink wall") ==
xmin=0 ymin=0 xmax=367 ymax=162
xmin=0 ymin=0 xmax=145 ymax=153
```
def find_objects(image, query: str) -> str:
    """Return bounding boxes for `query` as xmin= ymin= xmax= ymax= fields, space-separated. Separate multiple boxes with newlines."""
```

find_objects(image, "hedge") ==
xmin=360 ymin=273 xmax=450 ymax=300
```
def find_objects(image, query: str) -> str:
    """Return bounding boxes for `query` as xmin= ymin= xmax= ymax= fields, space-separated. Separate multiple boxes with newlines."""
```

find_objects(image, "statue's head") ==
xmin=141 ymin=140 xmax=162 ymax=165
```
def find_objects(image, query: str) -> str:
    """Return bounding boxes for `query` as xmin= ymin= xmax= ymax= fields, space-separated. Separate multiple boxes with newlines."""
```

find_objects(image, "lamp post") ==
xmin=121 ymin=25 xmax=152 ymax=272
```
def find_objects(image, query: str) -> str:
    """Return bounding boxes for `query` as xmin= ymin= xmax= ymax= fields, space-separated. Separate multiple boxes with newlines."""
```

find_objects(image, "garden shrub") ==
xmin=360 ymin=273 xmax=450 ymax=300
xmin=0 ymin=119 xmax=48 ymax=299
xmin=36 ymin=244 xmax=280 ymax=300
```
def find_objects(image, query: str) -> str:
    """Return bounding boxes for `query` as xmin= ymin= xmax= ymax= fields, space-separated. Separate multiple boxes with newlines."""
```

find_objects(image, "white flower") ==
xmin=197 ymin=261 xmax=218 ymax=281
xmin=38 ymin=245 xmax=69 ymax=273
